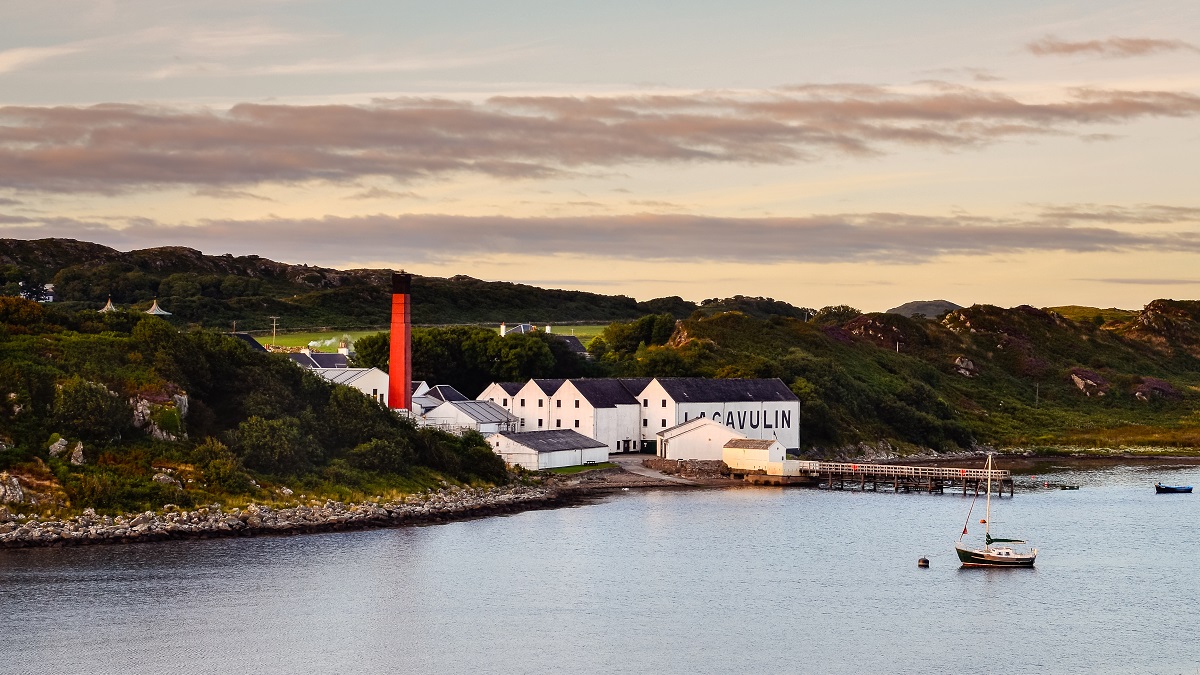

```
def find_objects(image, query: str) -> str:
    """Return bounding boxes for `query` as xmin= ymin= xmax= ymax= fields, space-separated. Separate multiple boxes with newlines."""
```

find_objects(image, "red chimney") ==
xmin=388 ymin=272 xmax=412 ymax=411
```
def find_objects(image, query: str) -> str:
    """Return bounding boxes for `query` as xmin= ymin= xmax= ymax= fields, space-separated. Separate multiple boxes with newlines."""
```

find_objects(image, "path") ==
xmin=608 ymin=453 xmax=699 ymax=486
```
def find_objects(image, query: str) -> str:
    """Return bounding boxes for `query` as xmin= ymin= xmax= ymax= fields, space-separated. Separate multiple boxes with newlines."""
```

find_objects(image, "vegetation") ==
xmin=0 ymin=297 xmax=507 ymax=515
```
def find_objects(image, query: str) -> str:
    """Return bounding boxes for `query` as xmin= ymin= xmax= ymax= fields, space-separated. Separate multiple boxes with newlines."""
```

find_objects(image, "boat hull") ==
xmin=1155 ymin=485 xmax=1192 ymax=494
xmin=955 ymin=543 xmax=1036 ymax=567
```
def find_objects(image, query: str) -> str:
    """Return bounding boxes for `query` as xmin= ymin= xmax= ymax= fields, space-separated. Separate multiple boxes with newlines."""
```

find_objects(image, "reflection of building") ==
xmin=489 ymin=429 xmax=609 ymax=470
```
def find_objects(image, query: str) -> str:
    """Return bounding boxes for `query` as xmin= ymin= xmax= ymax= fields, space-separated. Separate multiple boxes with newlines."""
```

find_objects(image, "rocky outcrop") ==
xmin=953 ymin=356 xmax=978 ymax=377
xmin=48 ymin=437 xmax=69 ymax=458
xmin=69 ymin=442 xmax=85 ymax=466
xmin=1133 ymin=377 xmax=1182 ymax=402
xmin=130 ymin=394 xmax=188 ymax=442
xmin=1069 ymin=368 xmax=1110 ymax=397
xmin=0 ymin=484 xmax=573 ymax=549
xmin=0 ymin=473 xmax=24 ymax=504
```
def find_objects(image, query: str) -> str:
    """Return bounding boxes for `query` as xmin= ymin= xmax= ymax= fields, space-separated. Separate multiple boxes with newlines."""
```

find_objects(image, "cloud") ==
xmin=0 ymin=45 xmax=85 ymax=74
xmin=3 ymin=84 xmax=1200 ymax=194
xmin=1028 ymin=36 xmax=1200 ymax=58
xmin=1081 ymin=278 xmax=1200 ymax=285
xmin=193 ymin=187 xmax=275 ymax=201
xmin=344 ymin=187 xmax=424 ymax=200
xmin=4 ymin=204 xmax=1198 ymax=266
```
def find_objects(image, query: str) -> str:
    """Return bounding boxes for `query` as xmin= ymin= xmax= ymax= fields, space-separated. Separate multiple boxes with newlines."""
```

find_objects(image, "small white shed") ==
xmin=424 ymin=400 xmax=518 ymax=434
xmin=491 ymin=429 xmax=609 ymax=470
xmin=656 ymin=417 xmax=746 ymax=460
xmin=722 ymin=438 xmax=787 ymax=472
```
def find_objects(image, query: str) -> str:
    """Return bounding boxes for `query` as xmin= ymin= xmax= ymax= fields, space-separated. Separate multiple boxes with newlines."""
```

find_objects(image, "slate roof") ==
xmin=552 ymin=334 xmax=588 ymax=354
xmin=655 ymin=378 xmax=798 ymax=403
xmin=570 ymin=379 xmax=639 ymax=408
xmin=311 ymin=368 xmax=382 ymax=386
xmin=618 ymin=378 xmax=654 ymax=397
xmin=531 ymin=378 xmax=566 ymax=395
xmin=723 ymin=438 xmax=779 ymax=450
xmin=228 ymin=332 xmax=268 ymax=352
xmin=443 ymin=400 xmax=518 ymax=424
xmin=491 ymin=382 xmax=524 ymax=396
xmin=496 ymin=429 xmax=608 ymax=453
xmin=428 ymin=384 xmax=469 ymax=403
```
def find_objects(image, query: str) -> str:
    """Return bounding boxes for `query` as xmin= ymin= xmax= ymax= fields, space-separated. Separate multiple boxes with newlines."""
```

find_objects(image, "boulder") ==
xmin=152 ymin=473 xmax=183 ymax=489
xmin=48 ymin=437 xmax=69 ymax=458
xmin=0 ymin=472 xmax=24 ymax=504
xmin=1069 ymin=368 xmax=1110 ymax=397
xmin=953 ymin=356 xmax=979 ymax=377
xmin=69 ymin=442 xmax=86 ymax=466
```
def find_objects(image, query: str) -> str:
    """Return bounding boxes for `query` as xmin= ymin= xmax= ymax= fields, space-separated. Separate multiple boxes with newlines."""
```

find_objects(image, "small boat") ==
xmin=954 ymin=455 xmax=1037 ymax=568
xmin=1154 ymin=483 xmax=1193 ymax=494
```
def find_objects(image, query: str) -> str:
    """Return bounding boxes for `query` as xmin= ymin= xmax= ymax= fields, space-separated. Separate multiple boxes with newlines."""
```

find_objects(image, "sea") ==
xmin=2 ymin=462 xmax=1199 ymax=674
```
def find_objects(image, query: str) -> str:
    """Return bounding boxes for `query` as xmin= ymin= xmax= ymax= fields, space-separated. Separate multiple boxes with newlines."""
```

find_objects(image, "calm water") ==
xmin=2 ymin=464 xmax=1199 ymax=674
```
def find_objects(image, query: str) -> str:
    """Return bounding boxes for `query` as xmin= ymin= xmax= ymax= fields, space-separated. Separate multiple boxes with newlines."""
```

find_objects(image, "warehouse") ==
xmin=656 ymin=417 xmax=746 ymax=460
xmin=550 ymin=379 xmax=642 ymax=452
xmin=490 ymin=429 xmax=609 ymax=470
xmin=637 ymin=378 xmax=800 ymax=451
xmin=311 ymin=368 xmax=390 ymax=406
xmin=424 ymin=399 xmax=518 ymax=435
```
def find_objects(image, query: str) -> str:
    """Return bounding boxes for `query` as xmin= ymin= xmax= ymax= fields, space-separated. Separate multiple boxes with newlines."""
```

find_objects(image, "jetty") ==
xmin=740 ymin=461 xmax=1014 ymax=496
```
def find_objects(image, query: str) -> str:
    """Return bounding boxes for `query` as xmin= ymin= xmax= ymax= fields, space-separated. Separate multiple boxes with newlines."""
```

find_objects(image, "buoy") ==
xmin=918 ymin=557 xmax=929 ymax=568
xmin=979 ymin=518 xmax=987 ymax=524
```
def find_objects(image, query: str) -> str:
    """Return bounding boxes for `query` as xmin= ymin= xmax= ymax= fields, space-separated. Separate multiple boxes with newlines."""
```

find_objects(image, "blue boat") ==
xmin=1155 ymin=483 xmax=1193 ymax=494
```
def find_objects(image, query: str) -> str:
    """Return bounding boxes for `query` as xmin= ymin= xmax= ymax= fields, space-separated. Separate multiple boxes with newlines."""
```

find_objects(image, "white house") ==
xmin=424 ymin=400 xmax=518 ymax=434
xmin=507 ymin=379 xmax=566 ymax=432
xmin=637 ymin=378 xmax=801 ymax=451
xmin=478 ymin=381 xmax=524 ymax=413
xmin=547 ymin=379 xmax=642 ymax=452
xmin=311 ymin=368 xmax=391 ymax=406
xmin=721 ymin=438 xmax=786 ymax=472
xmin=490 ymin=429 xmax=609 ymax=470
xmin=656 ymin=417 xmax=746 ymax=460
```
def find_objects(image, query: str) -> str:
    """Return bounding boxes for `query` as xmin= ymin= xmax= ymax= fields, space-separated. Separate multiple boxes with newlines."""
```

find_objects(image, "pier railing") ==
xmin=815 ymin=462 xmax=1009 ymax=481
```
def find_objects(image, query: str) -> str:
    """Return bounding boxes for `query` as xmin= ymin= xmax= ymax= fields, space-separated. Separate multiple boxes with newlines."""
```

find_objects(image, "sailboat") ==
xmin=954 ymin=454 xmax=1037 ymax=567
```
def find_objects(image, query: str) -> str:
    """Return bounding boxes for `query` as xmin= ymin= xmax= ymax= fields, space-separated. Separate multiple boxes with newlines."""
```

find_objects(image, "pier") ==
xmin=741 ymin=461 xmax=1014 ymax=496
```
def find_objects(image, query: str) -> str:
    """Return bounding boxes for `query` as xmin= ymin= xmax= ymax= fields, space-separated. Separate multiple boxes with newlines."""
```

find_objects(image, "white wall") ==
xmin=478 ymin=383 xmax=518 ymax=414
xmin=723 ymin=441 xmax=786 ymax=472
xmin=423 ymin=401 xmax=515 ymax=435
xmin=489 ymin=433 xmax=607 ymax=470
xmin=658 ymin=420 xmax=744 ymax=460
xmin=638 ymin=379 xmax=800 ymax=450
xmin=551 ymin=381 xmax=641 ymax=452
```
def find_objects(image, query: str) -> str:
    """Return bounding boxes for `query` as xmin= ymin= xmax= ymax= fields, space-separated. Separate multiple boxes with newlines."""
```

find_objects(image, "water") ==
xmin=2 ymin=464 xmax=1199 ymax=674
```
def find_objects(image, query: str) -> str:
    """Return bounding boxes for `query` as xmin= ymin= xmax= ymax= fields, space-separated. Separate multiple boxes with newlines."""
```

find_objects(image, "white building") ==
xmin=549 ymin=379 xmax=642 ymax=452
xmin=424 ymin=400 xmax=518 ymax=435
xmin=721 ymin=438 xmax=786 ymax=471
xmin=637 ymin=378 xmax=800 ymax=451
xmin=311 ymin=367 xmax=391 ymax=406
xmin=508 ymin=379 xmax=567 ymax=432
xmin=656 ymin=417 xmax=746 ymax=460
xmin=477 ymin=381 xmax=523 ymax=413
xmin=490 ymin=429 xmax=609 ymax=470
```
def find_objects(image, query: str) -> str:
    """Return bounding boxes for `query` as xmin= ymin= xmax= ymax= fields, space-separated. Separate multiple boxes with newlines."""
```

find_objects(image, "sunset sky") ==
xmin=2 ymin=0 xmax=1198 ymax=311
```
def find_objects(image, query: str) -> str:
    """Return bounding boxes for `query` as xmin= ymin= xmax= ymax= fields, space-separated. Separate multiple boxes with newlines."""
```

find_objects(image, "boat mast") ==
xmin=984 ymin=454 xmax=992 ymax=551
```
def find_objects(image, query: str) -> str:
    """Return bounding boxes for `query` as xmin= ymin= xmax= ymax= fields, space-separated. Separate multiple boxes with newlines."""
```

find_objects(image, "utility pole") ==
xmin=269 ymin=316 xmax=280 ymax=346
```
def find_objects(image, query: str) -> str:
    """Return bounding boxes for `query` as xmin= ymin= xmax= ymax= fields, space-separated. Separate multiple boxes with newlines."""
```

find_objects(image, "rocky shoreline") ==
xmin=0 ymin=483 xmax=585 ymax=550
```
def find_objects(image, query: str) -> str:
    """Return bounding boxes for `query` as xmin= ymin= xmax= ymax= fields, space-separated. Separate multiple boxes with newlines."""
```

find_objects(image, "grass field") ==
xmin=546 ymin=462 xmax=616 ymax=474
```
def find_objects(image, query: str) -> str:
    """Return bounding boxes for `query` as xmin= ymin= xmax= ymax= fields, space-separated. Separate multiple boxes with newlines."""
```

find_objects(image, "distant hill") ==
xmin=1 ymin=238 xmax=714 ymax=330
xmin=886 ymin=299 xmax=962 ymax=318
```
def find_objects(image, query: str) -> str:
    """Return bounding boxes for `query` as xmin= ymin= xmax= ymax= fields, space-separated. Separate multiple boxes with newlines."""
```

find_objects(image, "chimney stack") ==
xmin=388 ymin=272 xmax=412 ymax=412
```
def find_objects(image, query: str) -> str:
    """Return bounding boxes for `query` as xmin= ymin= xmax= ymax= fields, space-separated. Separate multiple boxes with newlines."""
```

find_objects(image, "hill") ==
xmin=886 ymin=299 xmax=962 ymax=318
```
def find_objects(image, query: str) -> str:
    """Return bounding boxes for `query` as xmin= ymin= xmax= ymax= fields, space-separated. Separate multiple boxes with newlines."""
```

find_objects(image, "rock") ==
xmin=0 ymin=472 xmax=24 ymax=504
xmin=129 ymin=512 xmax=154 ymax=527
xmin=152 ymin=473 xmax=182 ymax=489
xmin=0 ymin=505 xmax=9 ymax=522
xmin=278 ymin=487 xmax=293 ymax=496
xmin=1069 ymin=368 xmax=1110 ymax=397
xmin=69 ymin=442 xmax=85 ymax=465
xmin=48 ymin=437 xmax=69 ymax=458
xmin=953 ymin=356 xmax=979 ymax=377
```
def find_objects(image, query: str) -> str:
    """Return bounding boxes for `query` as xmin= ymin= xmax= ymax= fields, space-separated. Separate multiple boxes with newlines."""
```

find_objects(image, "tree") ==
xmin=53 ymin=377 xmax=131 ymax=445
xmin=812 ymin=305 xmax=862 ymax=326
xmin=352 ymin=331 xmax=391 ymax=371
xmin=232 ymin=415 xmax=316 ymax=475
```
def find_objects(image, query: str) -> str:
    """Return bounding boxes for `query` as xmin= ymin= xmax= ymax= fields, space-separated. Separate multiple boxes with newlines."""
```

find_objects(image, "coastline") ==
xmin=0 ymin=482 xmax=598 ymax=551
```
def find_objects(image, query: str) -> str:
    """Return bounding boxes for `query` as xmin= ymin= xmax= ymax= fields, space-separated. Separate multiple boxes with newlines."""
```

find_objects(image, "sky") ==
xmin=1 ymin=0 xmax=1199 ymax=312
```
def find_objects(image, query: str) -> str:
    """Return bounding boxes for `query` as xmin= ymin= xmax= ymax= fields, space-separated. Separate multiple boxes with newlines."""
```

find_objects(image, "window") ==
xmin=372 ymin=389 xmax=378 ymax=396
xmin=642 ymin=399 xmax=648 ymax=407
xmin=488 ymin=397 xmax=494 ymax=402
xmin=502 ymin=398 xmax=508 ymax=406
xmin=556 ymin=420 xmax=561 ymax=428
xmin=574 ymin=400 xmax=580 ymax=408
xmin=556 ymin=400 xmax=561 ymax=408
xmin=684 ymin=412 xmax=689 ymax=422
xmin=520 ymin=398 xmax=525 ymax=406
xmin=574 ymin=420 xmax=579 ymax=428
xmin=642 ymin=419 xmax=648 ymax=427
xmin=661 ymin=419 xmax=667 ymax=427
xmin=661 ymin=399 xmax=666 ymax=407
xmin=537 ymin=418 xmax=543 ymax=428
xmin=520 ymin=418 xmax=526 ymax=426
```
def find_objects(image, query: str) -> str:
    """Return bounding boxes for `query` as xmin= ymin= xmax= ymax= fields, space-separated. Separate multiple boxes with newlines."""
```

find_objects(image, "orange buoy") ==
xmin=918 ymin=557 xmax=929 ymax=568
xmin=979 ymin=519 xmax=987 ymax=524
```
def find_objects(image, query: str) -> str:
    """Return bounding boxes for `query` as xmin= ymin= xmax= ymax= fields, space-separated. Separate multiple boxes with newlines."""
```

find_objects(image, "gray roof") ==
xmin=656 ymin=378 xmax=798 ymax=403
xmin=724 ymin=438 xmax=779 ymax=449
xmin=618 ymin=378 xmax=654 ymax=396
xmin=311 ymin=368 xmax=382 ymax=386
xmin=228 ymin=332 xmax=268 ymax=352
xmin=428 ymin=384 xmax=469 ymax=402
xmin=553 ymin=334 xmax=588 ymax=354
xmin=570 ymin=379 xmax=639 ymax=408
xmin=492 ymin=382 xmax=524 ymax=396
xmin=445 ymin=400 xmax=518 ymax=424
xmin=532 ymin=378 xmax=566 ymax=395
xmin=496 ymin=429 xmax=608 ymax=453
